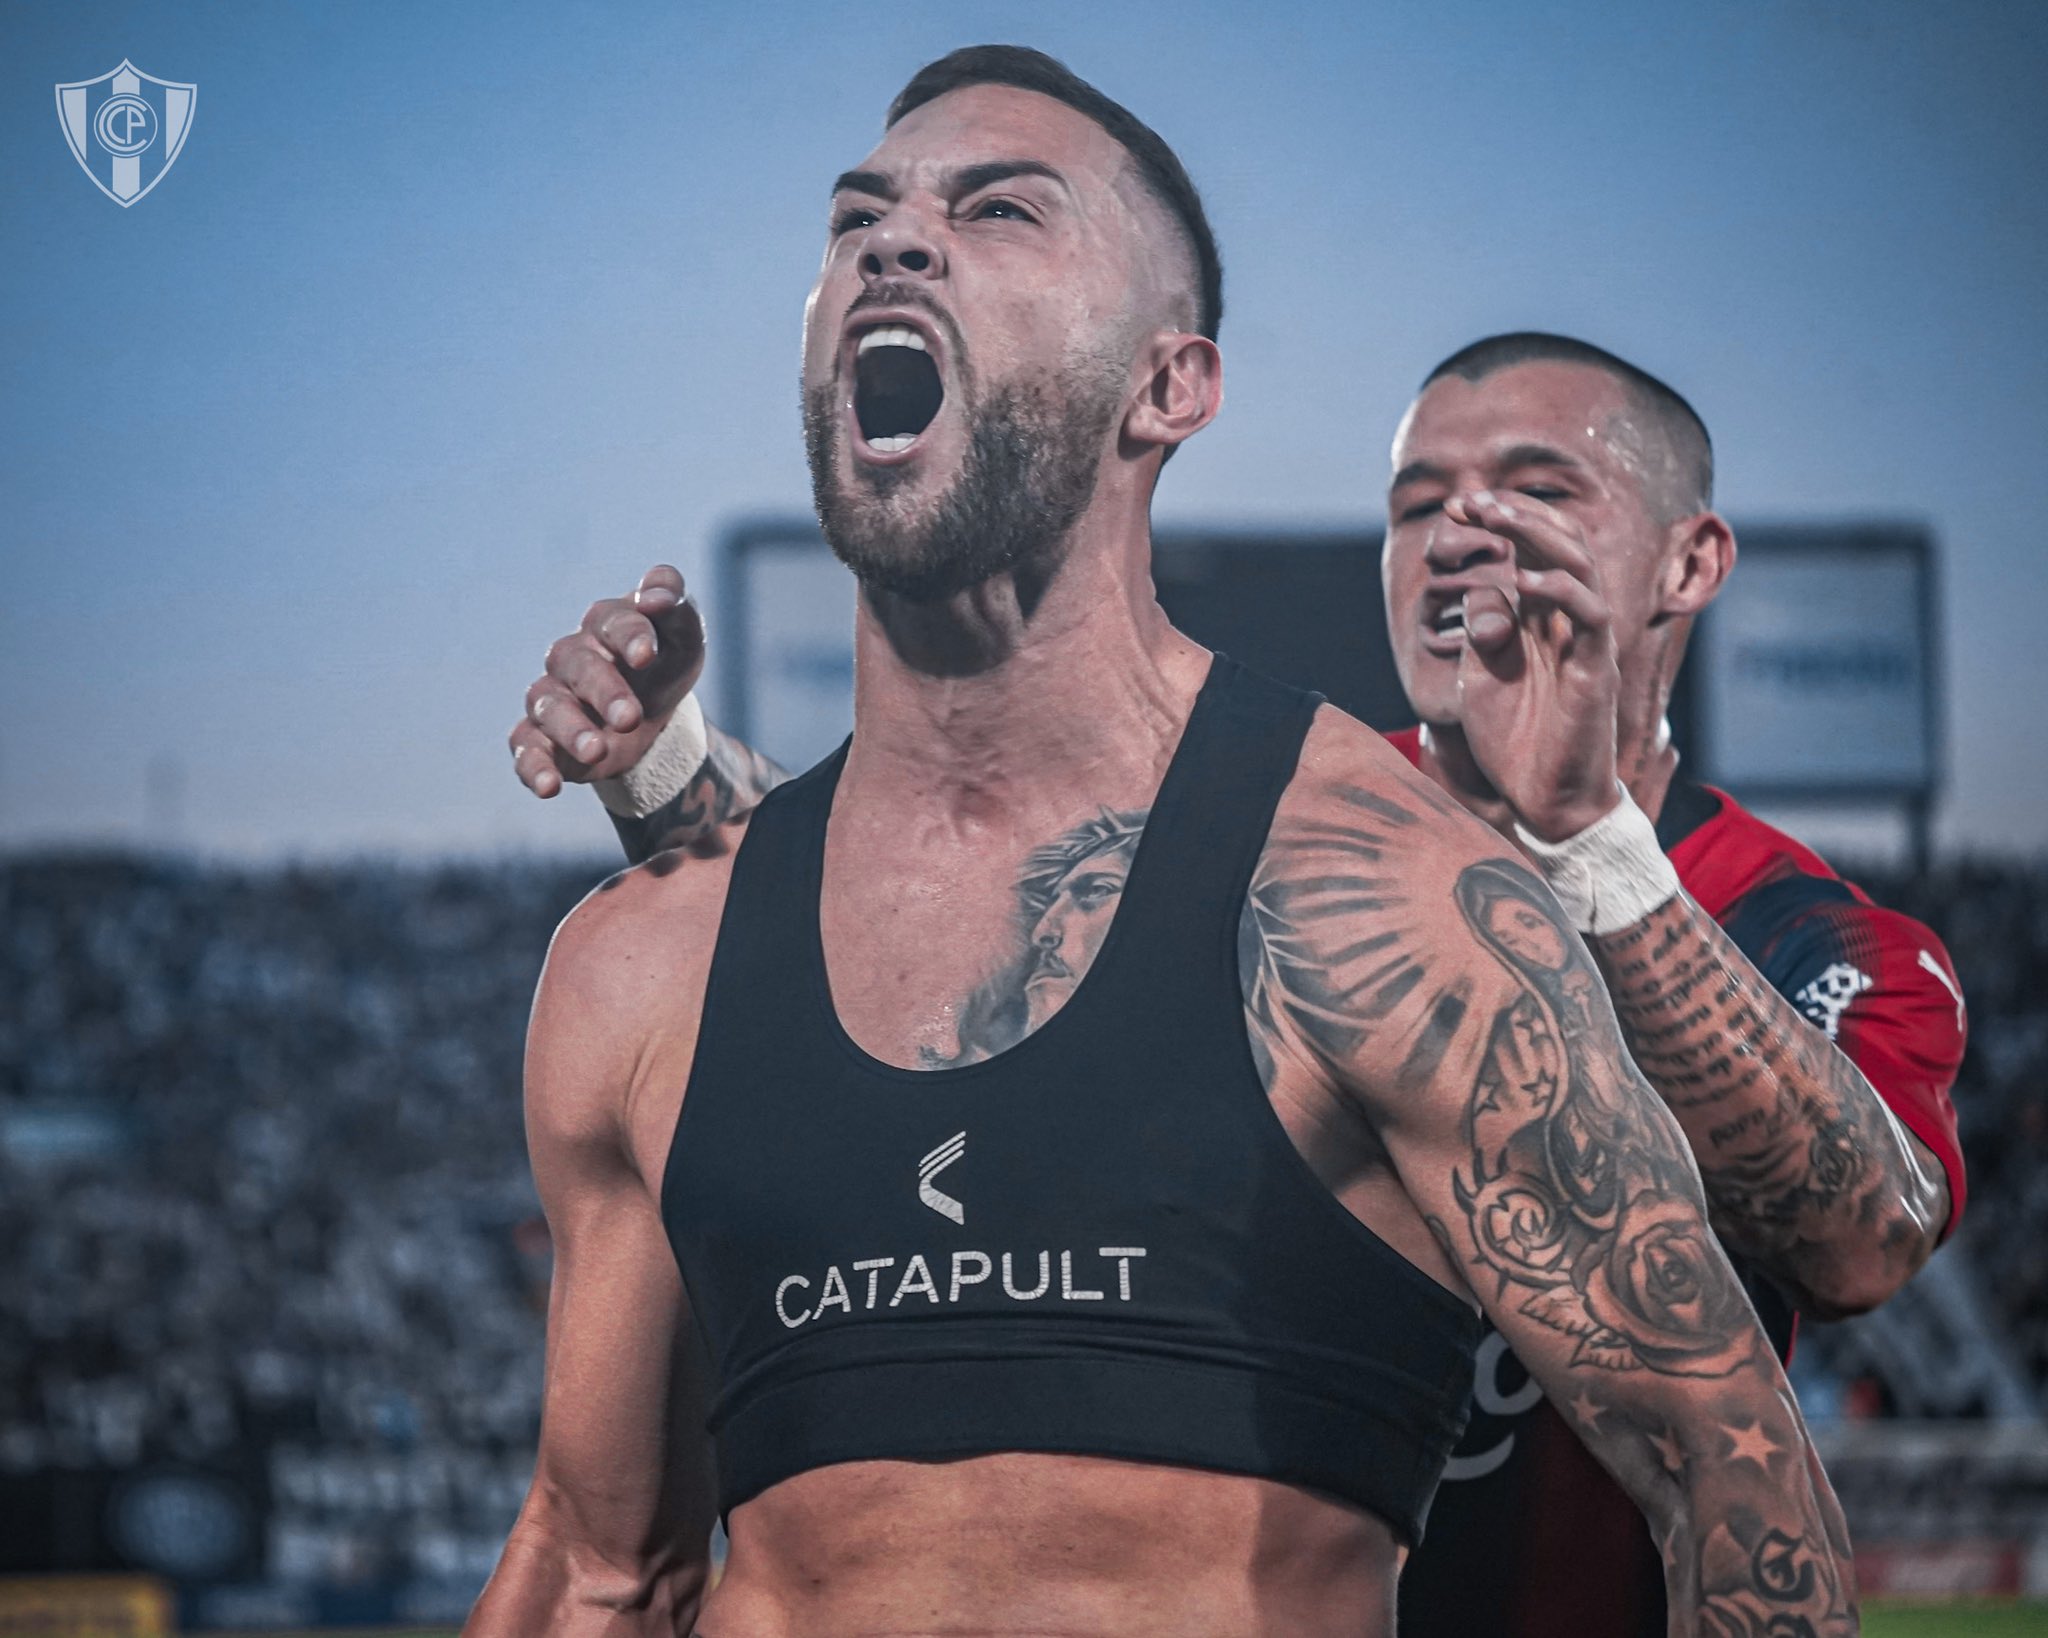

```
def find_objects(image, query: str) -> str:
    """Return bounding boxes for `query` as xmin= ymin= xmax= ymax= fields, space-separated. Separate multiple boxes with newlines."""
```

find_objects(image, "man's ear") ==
xmin=1123 ymin=332 xmax=1222 ymax=454
xmin=1657 ymin=511 xmax=1736 ymax=620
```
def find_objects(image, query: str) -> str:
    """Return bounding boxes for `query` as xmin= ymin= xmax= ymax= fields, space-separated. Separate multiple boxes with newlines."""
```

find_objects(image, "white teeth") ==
xmin=868 ymin=434 xmax=916 ymax=453
xmin=857 ymin=325 xmax=929 ymax=356
xmin=1434 ymin=607 xmax=1466 ymax=634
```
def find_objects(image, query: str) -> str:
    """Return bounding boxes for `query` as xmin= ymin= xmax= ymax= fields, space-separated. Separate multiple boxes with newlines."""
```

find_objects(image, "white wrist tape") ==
xmin=592 ymin=694 xmax=709 ymax=820
xmin=1513 ymin=785 xmax=1680 ymax=937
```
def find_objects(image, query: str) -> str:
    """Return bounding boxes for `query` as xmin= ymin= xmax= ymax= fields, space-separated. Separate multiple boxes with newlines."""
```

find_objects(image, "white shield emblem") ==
xmin=55 ymin=59 xmax=197 ymax=207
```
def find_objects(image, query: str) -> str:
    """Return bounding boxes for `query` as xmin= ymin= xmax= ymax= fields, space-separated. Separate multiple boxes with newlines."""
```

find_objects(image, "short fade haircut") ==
xmin=887 ymin=45 xmax=1223 ymax=343
xmin=1423 ymin=332 xmax=1714 ymax=519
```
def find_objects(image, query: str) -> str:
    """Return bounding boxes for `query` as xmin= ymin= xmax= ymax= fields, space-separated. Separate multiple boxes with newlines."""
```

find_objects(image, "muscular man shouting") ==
xmin=521 ymin=333 xmax=1969 ymax=1637
xmin=476 ymin=47 xmax=1854 ymax=1636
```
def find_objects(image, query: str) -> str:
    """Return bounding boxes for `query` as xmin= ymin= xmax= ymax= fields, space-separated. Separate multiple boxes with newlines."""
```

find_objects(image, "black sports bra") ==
xmin=662 ymin=655 xmax=1479 ymax=1542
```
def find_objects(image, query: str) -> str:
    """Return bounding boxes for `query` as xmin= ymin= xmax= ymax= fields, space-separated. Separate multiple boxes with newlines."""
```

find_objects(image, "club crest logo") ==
xmin=1792 ymin=961 xmax=1873 ymax=1041
xmin=56 ymin=60 xmax=197 ymax=207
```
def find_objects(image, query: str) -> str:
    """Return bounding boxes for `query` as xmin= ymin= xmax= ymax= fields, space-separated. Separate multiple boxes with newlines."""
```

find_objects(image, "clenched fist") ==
xmin=509 ymin=565 xmax=704 ymax=798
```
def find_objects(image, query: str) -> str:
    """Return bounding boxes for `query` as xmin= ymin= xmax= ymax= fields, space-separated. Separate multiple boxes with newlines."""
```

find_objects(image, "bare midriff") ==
xmin=697 ymin=1450 xmax=1400 ymax=1638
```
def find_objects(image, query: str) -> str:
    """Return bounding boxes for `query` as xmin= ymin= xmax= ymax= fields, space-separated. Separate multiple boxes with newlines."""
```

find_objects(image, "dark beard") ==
xmin=804 ymin=364 xmax=1122 ymax=605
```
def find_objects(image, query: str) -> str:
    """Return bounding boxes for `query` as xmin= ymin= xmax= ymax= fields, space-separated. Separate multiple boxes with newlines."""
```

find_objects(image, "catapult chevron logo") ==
xmin=55 ymin=60 xmax=197 ymax=207
xmin=918 ymin=1131 xmax=966 ymax=1225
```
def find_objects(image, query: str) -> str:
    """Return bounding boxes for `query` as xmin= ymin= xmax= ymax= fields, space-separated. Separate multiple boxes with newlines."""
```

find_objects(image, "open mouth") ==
xmin=1424 ymin=600 xmax=1467 ymax=647
xmin=853 ymin=325 xmax=944 ymax=454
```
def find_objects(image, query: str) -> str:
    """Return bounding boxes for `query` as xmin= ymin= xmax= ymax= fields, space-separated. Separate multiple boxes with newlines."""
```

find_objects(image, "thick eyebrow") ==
xmin=948 ymin=159 xmax=1070 ymax=199
xmin=1390 ymin=459 xmax=1452 ymax=491
xmin=831 ymin=168 xmax=895 ymax=202
xmin=1390 ymin=444 xmax=1588 ymax=492
xmin=1495 ymin=443 xmax=1584 ymax=474
xmin=832 ymin=159 xmax=1071 ymax=207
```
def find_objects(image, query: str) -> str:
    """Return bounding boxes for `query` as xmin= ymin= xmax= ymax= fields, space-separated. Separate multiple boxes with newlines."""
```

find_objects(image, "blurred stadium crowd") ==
xmin=0 ymin=857 xmax=584 ymax=1626
xmin=1872 ymin=867 xmax=2048 ymax=1386
xmin=0 ymin=848 xmax=2044 ymax=1622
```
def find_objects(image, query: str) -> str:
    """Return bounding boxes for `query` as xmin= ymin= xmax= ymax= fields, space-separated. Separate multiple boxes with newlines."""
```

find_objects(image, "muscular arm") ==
xmin=609 ymin=724 xmax=790 ymax=865
xmin=1412 ymin=487 xmax=1952 ymax=1320
xmin=1245 ymin=773 xmax=1856 ymax=1634
xmin=467 ymin=893 xmax=718 ymax=1635
xmin=1592 ymin=894 xmax=1949 ymax=1319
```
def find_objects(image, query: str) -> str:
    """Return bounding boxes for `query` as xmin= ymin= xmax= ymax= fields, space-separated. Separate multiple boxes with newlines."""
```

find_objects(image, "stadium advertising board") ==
xmin=721 ymin=519 xmax=1937 ymax=807
xmin=0 ymin=1574 xmax=171 ymax=1636
xmin=718 ymin=523 xmax=859 ymax=776
xmin=717 ymin=520 xmax=1410 ymax=770
xmin=1692 ymin=524 xmax=1937 ymax=798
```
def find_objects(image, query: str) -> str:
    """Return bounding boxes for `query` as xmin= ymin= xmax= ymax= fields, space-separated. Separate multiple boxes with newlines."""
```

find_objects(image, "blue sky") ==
xmin=3 ymin=0 xmax=2043 ymax=856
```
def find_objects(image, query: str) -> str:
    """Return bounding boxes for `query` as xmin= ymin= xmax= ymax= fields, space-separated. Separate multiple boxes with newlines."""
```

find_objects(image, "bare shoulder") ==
xmin=528 ymin=821 xmax=752 ymax=1182
xmin=1245 ymin=706 xmax=1541 ymax=1115
xmin=1275 ymin=705 xmax=1511 ymax=883
xmin=546 ymin=828 xmax=748 ymax=998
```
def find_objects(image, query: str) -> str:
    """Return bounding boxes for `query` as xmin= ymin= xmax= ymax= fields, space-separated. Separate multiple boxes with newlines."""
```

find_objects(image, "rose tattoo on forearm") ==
xmin=1450 ymin=860 xmax=1758 ymax=1378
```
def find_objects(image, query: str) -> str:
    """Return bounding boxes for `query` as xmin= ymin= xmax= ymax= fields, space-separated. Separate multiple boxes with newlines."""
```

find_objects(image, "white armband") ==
xmin=592 ymin=694 xmax=709 ymax=820
xmin=1513 ymin=785 xmax=1681 ymax=937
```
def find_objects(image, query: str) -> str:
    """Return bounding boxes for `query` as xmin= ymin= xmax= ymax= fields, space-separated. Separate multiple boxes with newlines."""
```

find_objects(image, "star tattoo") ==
xmin=1722 ymin=1417 xmax=1784 ymax=1474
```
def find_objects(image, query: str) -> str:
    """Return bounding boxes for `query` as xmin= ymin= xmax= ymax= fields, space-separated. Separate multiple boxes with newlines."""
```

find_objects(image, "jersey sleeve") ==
xmin=1718 ymin=875 xmax=1969 ymax=1238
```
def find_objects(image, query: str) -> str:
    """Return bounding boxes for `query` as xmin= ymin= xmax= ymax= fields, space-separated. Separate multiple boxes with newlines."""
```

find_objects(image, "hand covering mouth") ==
xmin=853 ymin=325 xmax=944 ymax=452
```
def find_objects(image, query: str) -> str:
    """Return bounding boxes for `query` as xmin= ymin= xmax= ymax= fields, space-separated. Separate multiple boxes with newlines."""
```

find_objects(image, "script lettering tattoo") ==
xmin=1422 ymin=866 xmax=1853 ymax=1632
xmin=614 ymin=727 xmax=791 ymax=864
xmin=1593 ymin=898 xmax=1947 ymax=1314
xmin=1243 ymin=817 xmax=1759 ymax=1376
xmin=1437 ymin=866 xmax=1855 ymax=1631
xmin=1691 ymin=1504 xmax=1847 ymax=1636
xmin=1631 ymin=1394 xmax=1857 ymax=1637
xmin=816 ymin=757 xmax=1853 ymax=1632
xmin=1753 ymin=1527 xmax=1819 ymax=1601
xmin=1230 ymin=813 xmax=1853 ymax=1633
